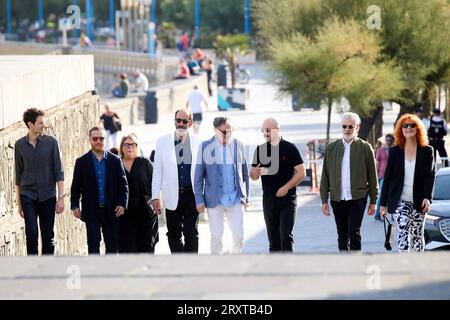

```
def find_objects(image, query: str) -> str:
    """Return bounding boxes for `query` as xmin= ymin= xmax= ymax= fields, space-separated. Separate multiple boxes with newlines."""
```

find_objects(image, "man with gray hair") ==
xmin=194 ymin=117 xmax=249 ymax=254
xmin=251 ymin=118 xmax=306 ymax=252
xmin=320 ymin=112 xmax=378 ymax=252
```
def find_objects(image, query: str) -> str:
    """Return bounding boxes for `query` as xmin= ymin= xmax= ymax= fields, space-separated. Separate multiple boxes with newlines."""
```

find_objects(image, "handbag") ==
xmin=114 ymin=119 xmax=122 ymax=131
xmin=383 ymin=214 xmax=394 ymax=251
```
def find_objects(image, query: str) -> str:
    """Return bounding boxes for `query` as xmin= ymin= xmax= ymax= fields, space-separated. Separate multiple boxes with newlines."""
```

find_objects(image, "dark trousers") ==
xmin=431 ymin=140 xmax=448 ymax=167
xmin=21 ymin=195 xmax=56 ymax=255
xmin=85 ymin=209 xmax=119 ymax=254
xmin=330 ymin=198 xmax=367 ymax=251
xmin=262 ymin=194 xmax=297 ymax=252
xmin=165 ymin=189 xmax=199 ymax=253
xmin=118 ymin=206 xmax=159 ymax=254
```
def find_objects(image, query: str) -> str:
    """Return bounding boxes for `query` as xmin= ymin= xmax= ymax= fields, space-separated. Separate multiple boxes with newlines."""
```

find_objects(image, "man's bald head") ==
xmin=262 ymin=118 xmax=279 ymax=130
xmin=261 ymin=118 xmax=281 ymax=144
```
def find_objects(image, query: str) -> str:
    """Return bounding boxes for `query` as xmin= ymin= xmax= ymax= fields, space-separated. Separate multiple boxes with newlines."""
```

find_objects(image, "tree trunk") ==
xmin=358 ymin=103 xmax=384 ymax=147
xmin=229 ymin=57 xmax=237 ymax=89
xmin=326 ymin=97 xmax=332 ymax=144
xmin=421 ymin=83 xmax=437 ymax=115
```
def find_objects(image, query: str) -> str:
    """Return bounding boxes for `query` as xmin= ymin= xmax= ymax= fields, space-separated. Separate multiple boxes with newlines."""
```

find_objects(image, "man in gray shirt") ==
xmin=14 ymin=108 xmax=65 ymax=255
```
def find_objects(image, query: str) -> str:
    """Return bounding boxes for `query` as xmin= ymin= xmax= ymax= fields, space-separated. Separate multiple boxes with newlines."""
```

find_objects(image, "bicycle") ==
xmin=236 ymin=64 xmax=251 ymax=84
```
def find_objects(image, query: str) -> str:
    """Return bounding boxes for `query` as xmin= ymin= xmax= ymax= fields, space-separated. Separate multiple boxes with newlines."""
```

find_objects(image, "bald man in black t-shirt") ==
xmin=251 ymin=118 xmax=306 ymax=252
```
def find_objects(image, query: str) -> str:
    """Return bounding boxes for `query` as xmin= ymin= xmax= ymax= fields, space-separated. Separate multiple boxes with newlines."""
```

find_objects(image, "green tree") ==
xmin=269 ymin=18 xmax=403 ymax=143
xmin=255 ymin=0 xmax=450 ymax=142
xmin=214 ymin=33 xmax=250 ymax=88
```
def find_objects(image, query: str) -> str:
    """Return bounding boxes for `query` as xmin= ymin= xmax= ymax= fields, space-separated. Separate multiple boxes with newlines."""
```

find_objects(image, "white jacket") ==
xmin=151 ymin=132 xmax=201 ymax=210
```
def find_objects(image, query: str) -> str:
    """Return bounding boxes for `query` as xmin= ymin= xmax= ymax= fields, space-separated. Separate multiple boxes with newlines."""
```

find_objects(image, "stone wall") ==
xmin=0 ymin=92 xmax=100 ymax=256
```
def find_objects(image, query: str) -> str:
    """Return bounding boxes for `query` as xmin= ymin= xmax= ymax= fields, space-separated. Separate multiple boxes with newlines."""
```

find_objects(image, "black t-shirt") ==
xmin=252 ymin=139 xmax=304 ymax=197
xmin=100 ymin=113 xmax=120 ymax=133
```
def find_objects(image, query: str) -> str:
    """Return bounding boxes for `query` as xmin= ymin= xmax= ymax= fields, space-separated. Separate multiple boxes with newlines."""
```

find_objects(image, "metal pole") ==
xmin=148 ymin=22 xmax=155 ymax=57
xmin=73 ymin=0 xmax=79 ymax=43
xmin=195 ymin=0 xmax=200 ymax=39
xmin=133 ymin=1 xmax=139 ymax=51
xmin=7 ymin=0 xmax=12 ymax=35
xmin=38 ymin=0 xmax=44 ymax=28
xmin=244 ymin=0 xmax=250 ymax=35
xmin=86 ymin=0 xmax=94 ymax=41
xmin=109 ymin=0 xmax=115 ymax=31
xmin=151 ymin=0 xmax=156 ymax=26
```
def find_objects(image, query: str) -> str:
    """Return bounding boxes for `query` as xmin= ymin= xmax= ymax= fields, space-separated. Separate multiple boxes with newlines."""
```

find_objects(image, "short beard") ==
xmin=176 ymin=128 xmax=188 ymax=137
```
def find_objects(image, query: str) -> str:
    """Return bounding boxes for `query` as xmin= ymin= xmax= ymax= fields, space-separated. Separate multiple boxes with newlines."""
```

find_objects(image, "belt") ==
xmin=98 ymin=203 xmax=105 ymax=208
xmin=179 ymin=186 xmax=192 ymax=194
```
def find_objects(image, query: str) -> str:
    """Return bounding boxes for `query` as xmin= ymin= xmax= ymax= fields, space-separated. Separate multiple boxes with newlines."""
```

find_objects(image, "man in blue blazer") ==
xmin=71 ymin=127 xmax=129 ymax=254
xmin=194 ymin=117 xmax=249 ymax=254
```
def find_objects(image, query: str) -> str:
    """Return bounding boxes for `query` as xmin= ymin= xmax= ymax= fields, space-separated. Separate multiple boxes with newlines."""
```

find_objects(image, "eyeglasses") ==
xmin=401 ymin=123 xmax=417 ymax=129
xmin=176 ymin=118 xmax=189 ymax=124
xmin=91 ymin=137 xmax=105 ymax=142
xmin=342 ymin=125 xmax=354 ymax=130
xmin=261 ymin=128 xmax=278 ymax=133
xmin=123 ymin=143 xmax=137 ymax=148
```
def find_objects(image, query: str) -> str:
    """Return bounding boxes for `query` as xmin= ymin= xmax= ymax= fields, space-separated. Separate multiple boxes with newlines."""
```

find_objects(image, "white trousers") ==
xmin=207 ymin=203 xmax=244 ymax=254
xmin=106 ymin=130 xmax=118 ymax=150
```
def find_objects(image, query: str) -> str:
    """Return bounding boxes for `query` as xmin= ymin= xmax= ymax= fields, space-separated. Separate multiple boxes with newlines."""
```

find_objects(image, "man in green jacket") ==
xmin=320 ymin=112 xmax=378 ymax=252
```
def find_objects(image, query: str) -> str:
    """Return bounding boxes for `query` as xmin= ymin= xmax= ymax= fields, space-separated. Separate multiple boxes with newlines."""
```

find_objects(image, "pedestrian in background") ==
xmin=100 ymin=104 xmax=121 ymax=150
xmin=374 ymin=134 xmax=394 ymax=221
xmin=186 ymin=85 xmax=208 ymax=134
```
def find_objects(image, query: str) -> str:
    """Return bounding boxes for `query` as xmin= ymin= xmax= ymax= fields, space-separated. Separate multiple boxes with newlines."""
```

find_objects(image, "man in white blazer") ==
xmin=152 ymin=109 xmax=202 ymax=253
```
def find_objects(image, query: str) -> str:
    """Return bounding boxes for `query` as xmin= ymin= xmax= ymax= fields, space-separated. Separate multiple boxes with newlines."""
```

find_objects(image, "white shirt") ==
xmin=135 ymin=73 xmax=149 ymax=92
xmin=401 ymin=159 xmax=416 ymax=202
xmin=187 ymin=89 xmax=205 ymax=114
xmin=340 ymin=138 xmax=353 ymax=200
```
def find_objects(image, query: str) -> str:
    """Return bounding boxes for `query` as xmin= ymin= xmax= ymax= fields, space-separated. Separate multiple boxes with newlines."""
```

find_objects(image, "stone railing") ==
xmin=0 ymin=93 xmax=100 ymax=256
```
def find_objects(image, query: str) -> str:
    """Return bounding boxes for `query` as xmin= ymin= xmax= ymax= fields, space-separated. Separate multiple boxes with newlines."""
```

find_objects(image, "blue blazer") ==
xmin=70 ymin=150 xmax=129 ymax=223
xmin=194 ymin=137 xmax=249 ymax=208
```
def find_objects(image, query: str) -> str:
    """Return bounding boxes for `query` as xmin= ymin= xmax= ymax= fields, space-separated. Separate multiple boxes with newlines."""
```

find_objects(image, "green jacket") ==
xmin=320 ymin=137 xmax=378 ymax=204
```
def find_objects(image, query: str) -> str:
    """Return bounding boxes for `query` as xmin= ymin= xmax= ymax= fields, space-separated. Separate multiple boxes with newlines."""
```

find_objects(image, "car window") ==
xmin=433 ymin=175 xmax=450 ymax=200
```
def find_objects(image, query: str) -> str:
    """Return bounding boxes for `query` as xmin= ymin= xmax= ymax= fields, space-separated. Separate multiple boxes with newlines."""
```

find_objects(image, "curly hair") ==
xmin=394 ymin=114 xmax=429 ymax=149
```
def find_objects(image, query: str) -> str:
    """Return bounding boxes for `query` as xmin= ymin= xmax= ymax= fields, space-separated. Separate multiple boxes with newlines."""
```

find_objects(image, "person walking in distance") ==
xmin=374 ymin=134 xmax=394 ymax=221
xmin=14 ymin=108 xmax=65 ymax=255
xmin=428 ymin=108 xmax=448 ymax=167
xmin=250 ymin=118 xmax=305 ymax=252
xmin=186 ymin=85 xmax=209 ymax=134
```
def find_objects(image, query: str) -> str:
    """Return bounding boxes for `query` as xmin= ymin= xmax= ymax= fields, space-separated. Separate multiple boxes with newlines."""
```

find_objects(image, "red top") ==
xmin=180 ymin=63 xmax=190 ymax=78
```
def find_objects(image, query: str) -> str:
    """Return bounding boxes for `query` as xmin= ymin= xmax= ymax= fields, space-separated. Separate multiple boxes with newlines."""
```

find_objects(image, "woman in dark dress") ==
xmin=119 ymin=133 xmax=159 ymax=253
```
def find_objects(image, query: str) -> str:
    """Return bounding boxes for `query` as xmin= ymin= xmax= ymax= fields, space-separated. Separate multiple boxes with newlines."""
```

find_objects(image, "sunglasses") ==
xmin=91 ymin=137 xmax=105 ymax=142
xmin=342 ymin=125 xmax=354 ymax=129
xmin=216 ymin=128 xmax=231 ymax=136
xmin=123 ymin=143 xmax=137 ymax=148
xmin=261 ymin=128 xmax=278 ymax=133
xmin=402 ymin=123 xmax=417 ymax=129
xmin=176 ymin=118 xmax=189 ymax=124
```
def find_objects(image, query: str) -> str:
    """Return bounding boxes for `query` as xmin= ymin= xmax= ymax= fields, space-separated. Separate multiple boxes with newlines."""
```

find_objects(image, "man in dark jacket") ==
xmin=71 ymin=127 xmax=129 ymax=254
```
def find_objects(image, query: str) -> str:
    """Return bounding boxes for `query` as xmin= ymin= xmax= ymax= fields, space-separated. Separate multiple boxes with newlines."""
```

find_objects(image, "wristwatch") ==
xmin=58 ymin=194 xmax=66 ymax=199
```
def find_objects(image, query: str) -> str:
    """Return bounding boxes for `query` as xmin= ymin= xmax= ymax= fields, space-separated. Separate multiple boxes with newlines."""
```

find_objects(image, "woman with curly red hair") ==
xmin=379 ymin=114 xmax=435 ymax=252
